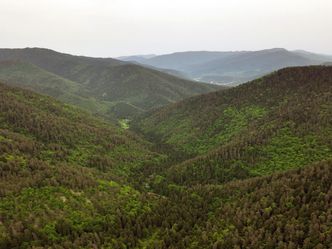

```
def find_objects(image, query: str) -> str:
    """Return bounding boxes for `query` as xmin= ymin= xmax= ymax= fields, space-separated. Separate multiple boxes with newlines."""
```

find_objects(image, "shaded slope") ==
xmin=0 ymin=82 xmax=162 ymax=177
xmin=0 ymin=60 xmax=80 ymax=97
xmin=0 ymin=47 xmax=122 ymax=78
xmin=135 ymin=66 xmax=332 ymax=186
xmin=0 ymin=48 xmax=220 ymax=118
xmin=88 ymin=64 xmax=220 ymax=110
xmin=0 ymin=60 xmax=113 ymax=115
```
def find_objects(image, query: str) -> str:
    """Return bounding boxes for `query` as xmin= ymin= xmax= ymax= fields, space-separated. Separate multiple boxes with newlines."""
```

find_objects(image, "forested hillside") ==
xmin=0 ymin=60 xmax=113 ymax=116
xmin=0 ymin=66 xmax=331 ymax=248
xmin=0 ymin=81 xmax=164 ymax=248
xmin=0 ymin=80 xmax=167 ymax=176
xmin=0 ymin=48 xmax=220 ymax=119
xmin=158 ymin=159 xmax=332 ymax=249
xmin=135 ymin=66 xmax=332 ymax=186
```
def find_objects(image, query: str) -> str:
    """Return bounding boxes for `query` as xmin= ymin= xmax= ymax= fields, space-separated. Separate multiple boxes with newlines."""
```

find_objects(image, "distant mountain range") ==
xmin=0 ymin=48 xmax=220 ymax=119
xmin=118 ymin=48 xmax=332 ymax=85
xmin=117 ymin=54 xmax=156 ymax=63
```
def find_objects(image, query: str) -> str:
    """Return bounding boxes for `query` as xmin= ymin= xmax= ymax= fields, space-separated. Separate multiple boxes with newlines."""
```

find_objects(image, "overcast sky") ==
xmin=0 ymin=0 xmax=331 ymax=57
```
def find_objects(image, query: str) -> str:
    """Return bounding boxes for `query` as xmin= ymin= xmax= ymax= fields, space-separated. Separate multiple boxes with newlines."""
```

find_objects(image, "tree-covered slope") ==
xmin=0 ymin=48 xmax=220 ymax=118
xmin=159 ymin=159 xmax=332 ymax=249
xmin=0 ymin=60 xmax=114 ymax=116
xmin=0 ymin=47 xmax=122 ymax=77
xmin=1 ymin=67 xmax=332 ymax=249
xmin=0 ymin=81 xmax=166 ymax=248
xmin=0 ymin=81 xmax=164 ymax=178
xmin=135 ymin=66 xmax=332 ymax=186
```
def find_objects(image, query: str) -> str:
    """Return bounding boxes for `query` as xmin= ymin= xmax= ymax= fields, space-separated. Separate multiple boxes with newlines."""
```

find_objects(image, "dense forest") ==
xmin=0 ymin=66 xmax=331 ymax=248
xmin=135 ymin=66 xmax=332 ymax=186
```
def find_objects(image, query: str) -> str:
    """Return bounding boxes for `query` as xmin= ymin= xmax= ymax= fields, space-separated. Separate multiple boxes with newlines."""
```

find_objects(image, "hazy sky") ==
xmin=0 ymin=0 xmax=331 ymax=57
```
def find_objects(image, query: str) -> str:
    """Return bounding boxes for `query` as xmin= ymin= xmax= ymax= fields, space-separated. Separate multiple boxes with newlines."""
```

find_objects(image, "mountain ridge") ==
xmin=0 ymin=48 xmax=220 ymax=119
xmin=120 ymin=48 xmax=330 ymax=85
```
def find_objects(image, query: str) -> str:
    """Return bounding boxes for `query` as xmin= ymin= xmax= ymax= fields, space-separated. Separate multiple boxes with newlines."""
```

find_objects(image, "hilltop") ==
xmin=0 ymin=48 xmax=220 ymax=119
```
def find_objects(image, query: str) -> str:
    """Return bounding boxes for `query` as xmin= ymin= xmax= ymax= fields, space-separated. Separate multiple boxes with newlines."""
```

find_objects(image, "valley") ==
xmin=2 ymin=0 xmax=332 ymax=247
xmin=0 ymin=59 xmax=331 ymax=248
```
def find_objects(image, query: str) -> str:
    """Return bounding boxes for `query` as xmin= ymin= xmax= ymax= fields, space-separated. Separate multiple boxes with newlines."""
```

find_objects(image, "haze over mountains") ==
xmin=119 ymin=48 xmax=332 ymax=85
xmin=0 ymin=48 xmax=220 ymax=119
xmin=1 ymin=0 xmax=332 ymax=247
xmin=0 ymin=45 xmax=331 ymax=249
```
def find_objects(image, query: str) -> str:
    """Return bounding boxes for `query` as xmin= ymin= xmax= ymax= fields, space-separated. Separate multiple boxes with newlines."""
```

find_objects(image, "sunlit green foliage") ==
xmin=136 ymin=66 xmax=332 ymax=186
xmin=0 ymin=66 xmax=332 ymax=248
xmin=119 ymin=118 xmax=130 ymax=129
